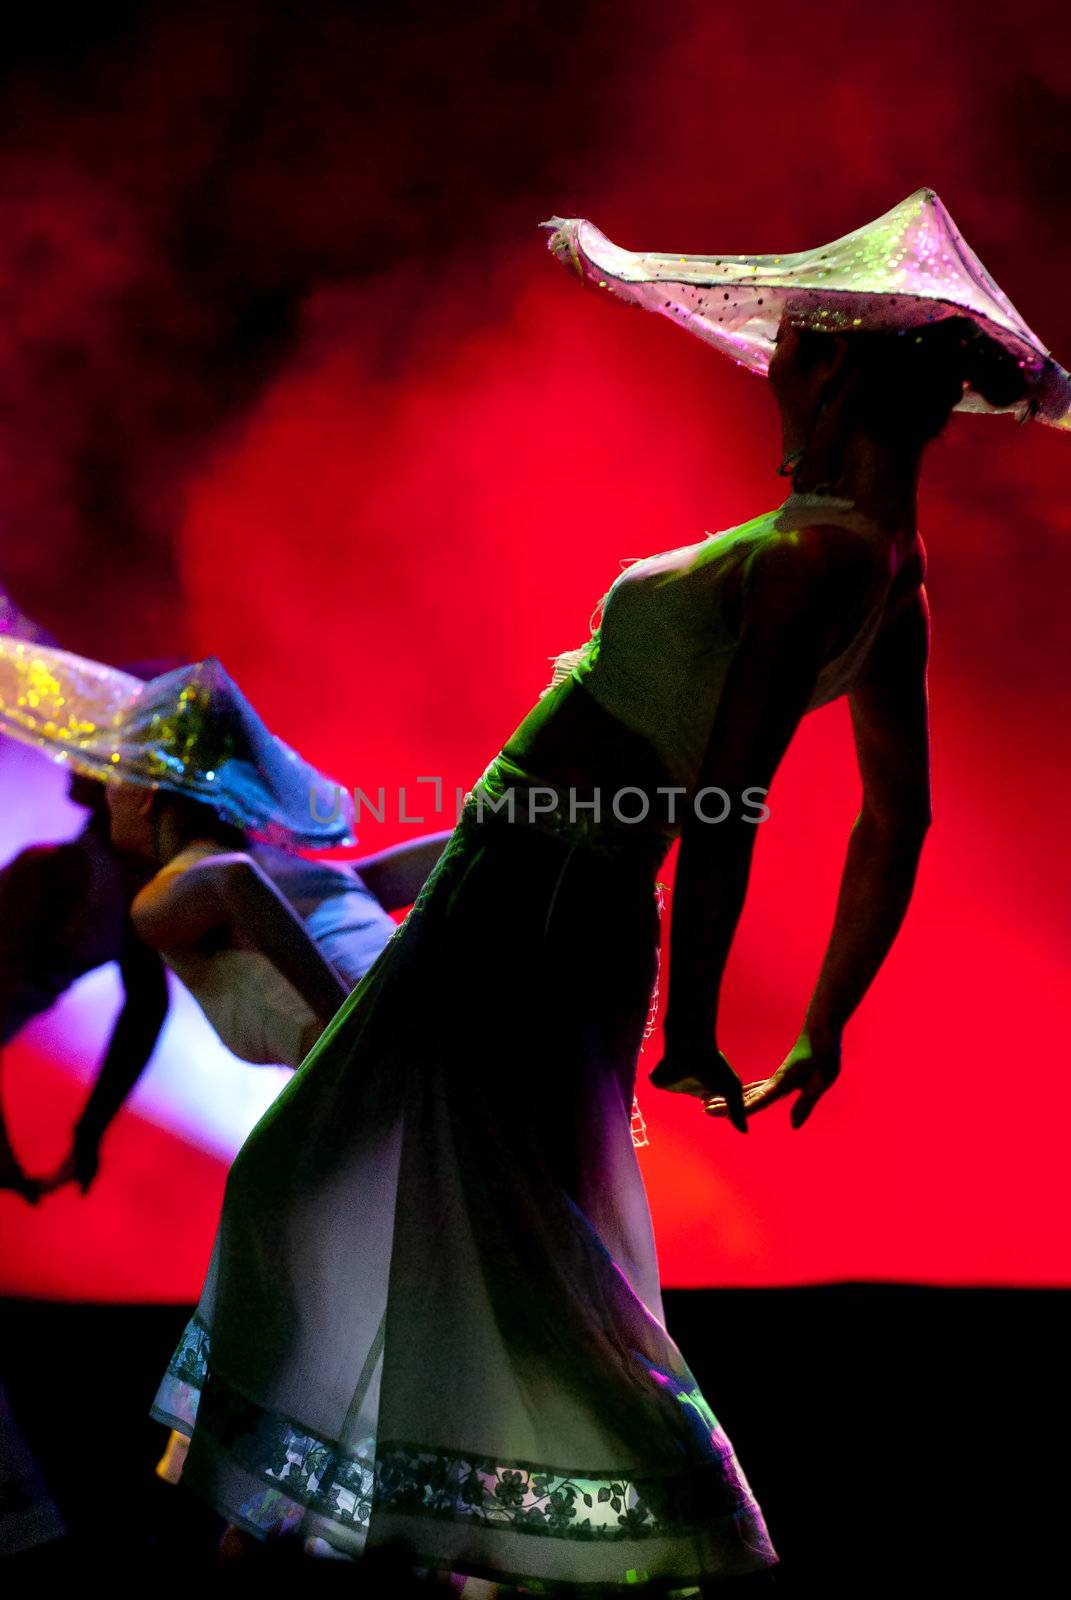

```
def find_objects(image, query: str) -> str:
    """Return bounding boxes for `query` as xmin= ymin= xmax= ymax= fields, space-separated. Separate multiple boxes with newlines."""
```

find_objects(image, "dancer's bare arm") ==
xmin=652 ymin=524 xmax=879 ymax=1126
xmin=807 ymin=583 xmax=932 ymax=1038
xmin=0 ymin=846 xmax=89 ymax=1199
xmin=706 ymin=579 xmax=932 ymax=1128
xmin=43 ymin=927 xmax=172 ymax=1193
xmin=132 ymin=853 xmax=349 ymax=1021
xmin=352 ymin=830 xmax=454 ymax=911
xmin=0 ymin=846 xmax=87 ymax=1033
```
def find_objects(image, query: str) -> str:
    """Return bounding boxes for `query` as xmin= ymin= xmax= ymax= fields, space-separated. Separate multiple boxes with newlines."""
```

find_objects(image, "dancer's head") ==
xmin=766 ymin=314 xmax=1033 ymax=488
xmin=544 ymin=190 xmax=1071 ymax=458
xmin=106 ymin=780 xmax=246 ymax=864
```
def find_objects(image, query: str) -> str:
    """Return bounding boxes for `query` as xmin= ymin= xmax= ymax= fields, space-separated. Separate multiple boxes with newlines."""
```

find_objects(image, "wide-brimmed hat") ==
xmin=0 ymin=584 xmax=55 ymax=645
xmin=0 ymin=642 xmax=354 ymax=848
xmin=544 ymin=187 xmax=1071 ymax=430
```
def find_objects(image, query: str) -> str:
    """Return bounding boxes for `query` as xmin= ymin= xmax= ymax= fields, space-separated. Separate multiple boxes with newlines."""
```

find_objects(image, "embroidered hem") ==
xmin=153 ymin=1316 xmax=768 ymax=1555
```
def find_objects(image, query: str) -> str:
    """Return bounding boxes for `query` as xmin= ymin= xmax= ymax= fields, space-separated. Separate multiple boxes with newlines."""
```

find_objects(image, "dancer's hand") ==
xmin=37 ymin=1131 xmax=101 ymax=1197
xmin=704 ymin=1027 xmax=842 ymax=1130
xmin=35 ymin=1151 xmax=78 ymax=1197
xmin=649 ymin=1038 xmax=749 ymax=1133
xmin=0 ymin=1151 xmax=42 ymax=1204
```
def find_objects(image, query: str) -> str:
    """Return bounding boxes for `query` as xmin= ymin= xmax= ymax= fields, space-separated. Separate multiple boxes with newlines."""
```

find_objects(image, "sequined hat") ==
xmin=543 ymin=187 xmax=1071 ymax=430
xmin=0 ymin=642 xmax=354 ymax=847
xmin=0 ymin=584 xmax=55 ymax=645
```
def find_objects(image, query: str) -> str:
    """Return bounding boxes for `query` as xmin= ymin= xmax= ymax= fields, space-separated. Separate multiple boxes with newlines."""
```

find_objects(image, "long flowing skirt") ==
xmin=152 ymin=754 xmax=779 ymax=1592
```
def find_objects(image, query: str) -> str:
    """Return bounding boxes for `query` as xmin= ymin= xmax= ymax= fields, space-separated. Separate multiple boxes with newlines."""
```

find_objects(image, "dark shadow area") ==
xmin=2 ymin=1287 xmax=1066 ymax=1591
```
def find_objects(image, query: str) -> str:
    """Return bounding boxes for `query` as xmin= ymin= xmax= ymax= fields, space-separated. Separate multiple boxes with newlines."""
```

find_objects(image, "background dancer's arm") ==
xmin=132 ymin=853 xmax=350 ymax=1019
xmin=653 ymin=525 xmax=878 ymax=1127
xmin=45 ymin=926 xmax=171 ymax=1194
xmin=351 ymin=829 xmax=453 ymax=910
xmin=0 ymin=849 xmax=85 ymax=1198
xmin=0 ymin=960 xmax=38 ymax=1196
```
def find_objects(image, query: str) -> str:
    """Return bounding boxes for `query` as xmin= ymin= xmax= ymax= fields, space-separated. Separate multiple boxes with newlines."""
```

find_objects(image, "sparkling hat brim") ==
xmin=0 ymin=642 xmax=355 ymax=848
xmin=544 ymin=188 xmax=1071 ymax=430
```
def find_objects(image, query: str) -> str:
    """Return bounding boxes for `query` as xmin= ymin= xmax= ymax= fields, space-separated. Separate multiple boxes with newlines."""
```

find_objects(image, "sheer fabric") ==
xmin=153 ymin=756 xmax=778 ymax=1591
xmin=544 ymin=187 xmax=1071 ymax=430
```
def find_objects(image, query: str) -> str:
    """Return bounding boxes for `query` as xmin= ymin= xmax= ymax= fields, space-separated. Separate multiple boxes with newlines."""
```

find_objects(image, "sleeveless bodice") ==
xmin=158 ymin=843 xmax=395 ymax=1068
xmin=566 ymin=491 xmax=897 ymax=793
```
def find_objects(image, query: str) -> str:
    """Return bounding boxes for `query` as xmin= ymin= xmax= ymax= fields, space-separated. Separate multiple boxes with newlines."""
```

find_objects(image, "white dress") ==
xmin=151 ymin=494 xmax=891 ymax=1590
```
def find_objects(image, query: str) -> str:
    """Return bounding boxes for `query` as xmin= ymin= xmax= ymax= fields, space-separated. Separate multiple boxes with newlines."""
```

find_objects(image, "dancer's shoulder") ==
xmin=741 ymin=518 xmax=881 ymax=614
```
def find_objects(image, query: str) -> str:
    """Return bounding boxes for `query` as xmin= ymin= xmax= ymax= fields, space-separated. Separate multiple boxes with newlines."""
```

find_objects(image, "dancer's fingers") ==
xmin=704 ymin=1080 xmax=760 ymax=1113
xmin=725 ymin=1082 xmax=749 ymax=1135
xmin=706 ymin=1075 xmax=793 ymax=1117
xmin=790 ymin=1073 xmax=830 ymax=1129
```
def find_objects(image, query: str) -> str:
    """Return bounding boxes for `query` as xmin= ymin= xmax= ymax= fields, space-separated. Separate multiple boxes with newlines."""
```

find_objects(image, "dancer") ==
xmin=0 ymin=597 xmax=88 ymax=1556
xmin=148 ymin=190 xmax=1067 ymax=1594
xmin=104 ymin=749 xmax=451 ymax=1090
xmin=0 ymin=644 xmax=449 ymax=1481
xmin=93 ymin=661 xmax=450 ymax=1486
xmin=0 ymin=771 xmax=169 ymax=1200
xmin=0 ymin=647 xmax=450 ymax=1153
xmin=0 ymin=606 xmax=170 ymax=1200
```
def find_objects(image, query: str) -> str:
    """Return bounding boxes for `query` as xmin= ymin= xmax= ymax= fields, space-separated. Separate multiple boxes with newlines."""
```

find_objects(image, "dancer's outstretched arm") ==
xmin=0 ymin=847 xmax=85 ymax=1201
xmin=42 ymin=926 xmax=171 ymax=1195
xmin=651 ymin=523 xmax=880 ymax=1129
xmin=132 ymin=853 xmax=350 ymax=1020
xmin=707 ymin=579 xmax=932 ymax=1129
xmin=351 ymin=829 xmax=454 ymax=911
xmin=0 ymin=1020 xmax=40 ymax=1202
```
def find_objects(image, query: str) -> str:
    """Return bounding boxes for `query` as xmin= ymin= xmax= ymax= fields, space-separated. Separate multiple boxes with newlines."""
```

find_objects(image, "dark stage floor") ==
xmin=2 ymin=1287 xmax=1065 ymax=1593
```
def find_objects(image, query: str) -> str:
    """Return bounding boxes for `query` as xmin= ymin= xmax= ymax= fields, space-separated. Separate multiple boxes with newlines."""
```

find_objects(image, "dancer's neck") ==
xmin=783 ymin=424 xmax=921 ymax=541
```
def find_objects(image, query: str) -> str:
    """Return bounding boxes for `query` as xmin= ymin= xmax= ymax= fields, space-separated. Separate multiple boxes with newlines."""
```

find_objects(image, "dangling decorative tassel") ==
xmin=540 ymin=645 xmax=591 ymax=699
xmin=631 ymin=879 xmax=671 ymax=1149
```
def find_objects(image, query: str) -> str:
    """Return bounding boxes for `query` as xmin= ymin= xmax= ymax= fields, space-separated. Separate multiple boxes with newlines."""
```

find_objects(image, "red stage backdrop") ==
xmin=1 ymin=0 xmax=1069 ymax=1298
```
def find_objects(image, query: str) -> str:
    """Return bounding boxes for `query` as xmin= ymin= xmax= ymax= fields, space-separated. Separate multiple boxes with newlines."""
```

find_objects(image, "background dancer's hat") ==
xmin=0 ymin=584 xmax=56 ymax=645
xmin=0 ymin=642 xmax=354 ymax=847
xmin=544 ymin=187 xmax=1071 ymax=430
